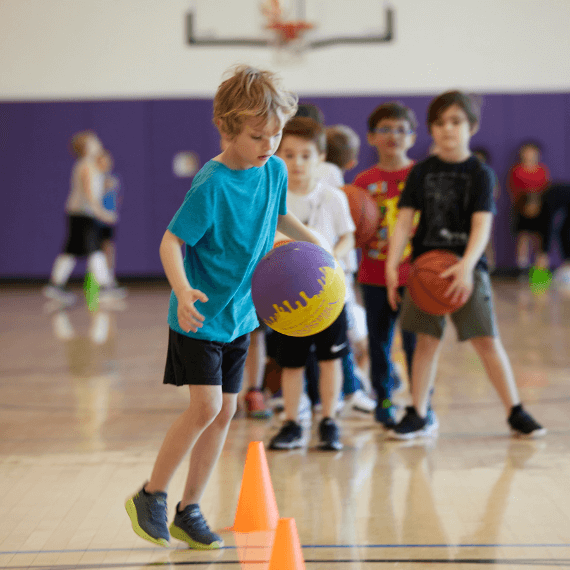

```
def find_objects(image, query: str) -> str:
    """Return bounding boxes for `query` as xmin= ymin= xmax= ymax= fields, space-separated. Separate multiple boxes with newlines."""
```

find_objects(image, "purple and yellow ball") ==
xmin=251 ymin=241 xmax=346 ymax=337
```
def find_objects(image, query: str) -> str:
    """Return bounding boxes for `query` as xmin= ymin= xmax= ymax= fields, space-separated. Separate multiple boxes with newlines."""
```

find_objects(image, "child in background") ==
xmin=124 ymin=66 xmax=319 ymax=549
xmin=96 ymin=150 xmax=124 ymax=290
xmin=43 ymin=131 xmax=119 ymax=305
xmin=353 ymin=103 xmax=420 ymax=428
xmin=268 ymin=116 xmax=355 ymax=451
xmin=508 ymin=142 xmax=550 ymax=274
xmin=324 ymin=124 xmax=375 ymax=413
xmin=386 ymin=91 xmax=546 ymax=440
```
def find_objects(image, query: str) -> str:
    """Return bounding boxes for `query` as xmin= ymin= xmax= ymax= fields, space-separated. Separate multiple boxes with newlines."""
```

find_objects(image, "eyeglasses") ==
xmin=374 ymin=127 xmax=414 ymax=136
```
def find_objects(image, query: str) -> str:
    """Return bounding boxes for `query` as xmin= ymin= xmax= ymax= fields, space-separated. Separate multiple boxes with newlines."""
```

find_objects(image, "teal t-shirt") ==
xmin=167 ymin=156 xmax=288 ymax=342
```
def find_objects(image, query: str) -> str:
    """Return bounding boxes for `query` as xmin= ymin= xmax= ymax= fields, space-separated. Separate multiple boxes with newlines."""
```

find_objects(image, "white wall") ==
xmin=1 ymin=0 xmax=569 ymax=100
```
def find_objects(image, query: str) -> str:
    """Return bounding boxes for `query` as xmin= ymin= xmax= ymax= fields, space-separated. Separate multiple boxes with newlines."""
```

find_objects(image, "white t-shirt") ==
xmin=66 ymin=157 xmax=105 ymax=217
xmin=286 ymin=181 xmax=356 ymax=273
xmin=317 ymin=162 xmax=344 ymax=189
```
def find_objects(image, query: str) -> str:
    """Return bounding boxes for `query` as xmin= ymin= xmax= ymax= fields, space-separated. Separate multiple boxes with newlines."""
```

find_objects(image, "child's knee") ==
xmin=189 ymin=390 xmax=224 ymax=425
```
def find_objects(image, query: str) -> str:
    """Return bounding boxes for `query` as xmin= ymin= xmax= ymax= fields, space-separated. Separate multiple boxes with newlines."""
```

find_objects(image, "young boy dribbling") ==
xmin=385 ymin=91 xmax=546 ymax=440
xmin=125 ymin=66 xmax=322 ymax=549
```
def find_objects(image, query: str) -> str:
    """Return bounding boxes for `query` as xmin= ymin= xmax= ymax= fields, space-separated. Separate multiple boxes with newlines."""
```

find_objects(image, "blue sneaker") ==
xmin=375 ymin=403 xmax=398 ymax=428
xmin=170 ymin=503 xmax=224 ymax=550
xmin=125 ymin=485 xmax=170 ymax=547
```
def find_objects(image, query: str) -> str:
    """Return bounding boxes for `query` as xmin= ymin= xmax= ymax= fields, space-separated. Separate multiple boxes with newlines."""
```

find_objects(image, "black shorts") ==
xmin=64 ymin=215 xmax=103 ymax=256
xmin=274 ymin=307 xmax=349 ymax=369
xmin=99 ymin=224 xmax=115 ymax=241
xmin=163 ymin=328 xmax=250 ymax=394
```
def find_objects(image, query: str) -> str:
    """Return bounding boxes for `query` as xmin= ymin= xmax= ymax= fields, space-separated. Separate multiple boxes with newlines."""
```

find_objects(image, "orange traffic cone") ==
xmin=232 ymin=441 xmax=279 ymax=532
xmin=268 ymin=518 xmax=305 ymax=570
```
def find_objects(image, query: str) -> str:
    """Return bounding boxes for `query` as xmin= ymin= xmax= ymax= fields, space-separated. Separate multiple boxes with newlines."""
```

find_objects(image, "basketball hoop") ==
xmin=266 ymin=20 xmax=314 ymax=62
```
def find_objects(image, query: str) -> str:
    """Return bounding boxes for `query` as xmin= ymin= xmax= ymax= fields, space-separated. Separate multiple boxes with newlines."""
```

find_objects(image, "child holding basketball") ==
xmin=353 ymin=102 xmax=420 ymax=428
xmin=43 ymin=131 xmax=119 ymax=305
xmin=385 ymin=90 xmax=546 ymax=440
xmin=268 ymin=116 xmax=356 ymax=451
xmin=125 ymin=66 xmax=321 ymax=549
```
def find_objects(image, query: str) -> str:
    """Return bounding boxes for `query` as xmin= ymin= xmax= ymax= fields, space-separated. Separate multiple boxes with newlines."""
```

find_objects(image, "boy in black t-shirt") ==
xmin=385 ymin=91 xmax=545 ymax=440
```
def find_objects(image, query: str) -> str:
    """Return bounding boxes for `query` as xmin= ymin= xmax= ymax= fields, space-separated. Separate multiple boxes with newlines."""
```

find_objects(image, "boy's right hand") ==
xmin=386 ymin=265 xmax=400 ymax=311
xmin=177 ymin=288 xmax=209 ymax=333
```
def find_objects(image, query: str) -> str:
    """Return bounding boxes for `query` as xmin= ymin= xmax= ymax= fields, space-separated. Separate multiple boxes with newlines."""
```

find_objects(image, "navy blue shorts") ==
xmin=163 ymin=328 xmax=250 ymax=394
xmin=273 ymin=307 xmax=349 ymax=369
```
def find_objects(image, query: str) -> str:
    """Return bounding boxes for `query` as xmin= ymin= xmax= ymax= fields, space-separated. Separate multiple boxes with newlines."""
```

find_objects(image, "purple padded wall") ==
xmin=1 ymin=93 xmax=568 ymax=278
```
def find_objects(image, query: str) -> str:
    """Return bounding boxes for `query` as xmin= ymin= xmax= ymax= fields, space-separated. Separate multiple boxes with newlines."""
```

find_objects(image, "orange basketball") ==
xmin=342 ymin=184 xmax=380 ymax=248
xmin=407 ymin=250 xmax=468 ymax=315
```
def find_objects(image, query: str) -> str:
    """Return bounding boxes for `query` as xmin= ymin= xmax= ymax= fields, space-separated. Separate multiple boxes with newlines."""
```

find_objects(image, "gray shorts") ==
xmin=399 ymin=268 xmax=497 ymax=341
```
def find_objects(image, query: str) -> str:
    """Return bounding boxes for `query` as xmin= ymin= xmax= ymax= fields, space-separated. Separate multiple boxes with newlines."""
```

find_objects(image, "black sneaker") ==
xmin=269 ymin=420 xmax=304 ymax=449
xmin=169 ymin=503 xmax=223 ymax=550
xmin=508 ymin=405 xmax=547 ymax=438
xmin=125 ymin=485 xmax=170 ymax=547
xmin=387 ymin=406 xmax=438 ymax=440
xmin=319 ymin=417 xmax=343 ymax=451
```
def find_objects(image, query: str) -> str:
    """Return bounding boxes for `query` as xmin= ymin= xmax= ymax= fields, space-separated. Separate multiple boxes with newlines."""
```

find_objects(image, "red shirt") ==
xmin=508 ymin=163 xmax=550 ymax=201
xmin=353 ymin=164 xmax=416 ymax=287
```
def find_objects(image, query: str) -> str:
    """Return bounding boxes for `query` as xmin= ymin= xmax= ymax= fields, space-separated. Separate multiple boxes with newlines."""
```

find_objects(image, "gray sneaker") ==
xmin=125 ymin=485 xmax=170 ymax=547
xmin=43 ymin=284 xmax=76 ymax=306
xmin=169 ymin=503 xmax=223 ymax=550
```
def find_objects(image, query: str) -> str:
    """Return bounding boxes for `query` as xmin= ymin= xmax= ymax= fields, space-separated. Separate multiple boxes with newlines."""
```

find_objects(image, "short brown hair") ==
xmin=279 ymin=117 xmax=326 ymax=154
xmin=367 ymin=102 xmax=417 ymax=133
xmin=326 ymin=125 xmax=360 ymax=168
xmin=427 ymin=91 xmax=480 ymax=130
xmin=70 ymin=130 xmax=97 ymax=158
xmin=213 ymin=65 xmax=298 ymax=138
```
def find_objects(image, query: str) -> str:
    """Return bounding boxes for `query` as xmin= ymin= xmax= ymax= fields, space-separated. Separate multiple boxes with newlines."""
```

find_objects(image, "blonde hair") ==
xmin=70 ymin=130 xmax=97 ymax=158
xmin=213 ymin=65 xmax=298 ymax=138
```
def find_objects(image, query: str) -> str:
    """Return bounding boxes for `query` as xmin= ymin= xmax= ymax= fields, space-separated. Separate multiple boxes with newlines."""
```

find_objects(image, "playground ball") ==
xmin=252 ymin=241 xmax=346 ymax=337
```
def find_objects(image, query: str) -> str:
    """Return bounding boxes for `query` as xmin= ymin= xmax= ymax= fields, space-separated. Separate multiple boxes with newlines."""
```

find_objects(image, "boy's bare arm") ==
xmin=386 ymin=208 xmax=416 ymax=272
xmin=385 ymin=208 xmax=416 ymax=310
xmin=159 ymin=230 xmax=208 ymax=333
xmin=277 ymin=212 xmax=322 ymax=246
xmin=333 ymin=231 xmax=355 ymax=260
xmin=461 ymin=211 xmax=493 ymax=272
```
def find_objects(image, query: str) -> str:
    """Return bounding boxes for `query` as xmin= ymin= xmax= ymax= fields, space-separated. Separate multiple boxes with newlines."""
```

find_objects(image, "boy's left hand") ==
xmin=440 ymin=260 xmax=473 ymax=306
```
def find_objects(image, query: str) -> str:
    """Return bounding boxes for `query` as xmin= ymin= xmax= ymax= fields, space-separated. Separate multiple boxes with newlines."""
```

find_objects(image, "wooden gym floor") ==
xmin=1 ymin=279 xmax=570 ymax=569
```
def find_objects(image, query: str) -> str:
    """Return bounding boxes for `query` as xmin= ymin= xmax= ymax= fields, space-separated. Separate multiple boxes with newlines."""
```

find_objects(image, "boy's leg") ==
xmin=469 ymin=335 xmax=546 ymax=437
xmin=516 ymin=231 xmax=531 ymax=270
xmin=317 ymin=357 xmax=344 ymax=450
xmin=146 ymin=385 xmax=224 ymax=494
xmin=126 ymin=384 xmax=223 ymax=547
xmin=410 ymin=334 xmax=442 ymax=418
xmin=362 ymin=284 xmax=398 ymax=424
xmin=242 ymin=328 xmax=271 ymax=418
xmin=469 ymin=336 xmax=520 ymax=412
xmin=282 ymin=367 xmax=305 ymax=421
xmin=318 ymin=358 xmax=343 ymax=420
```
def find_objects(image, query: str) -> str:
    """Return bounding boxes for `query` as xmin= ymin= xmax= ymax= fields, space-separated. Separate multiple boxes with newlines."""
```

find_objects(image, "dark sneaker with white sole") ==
xmin=319 ymin=417 xmax=343 ymax=450
xmin=387 ymin=406 xmax=438 ymax=440
xmin=125 ymin=485 xmax=170 ymax=547
xmin=508 ymin=405 xmax=546 ymax=438
xmin=269 ymin=420 xmax=304 ymax=449
xmin=169 ymin=503 xmax=223 ymax=550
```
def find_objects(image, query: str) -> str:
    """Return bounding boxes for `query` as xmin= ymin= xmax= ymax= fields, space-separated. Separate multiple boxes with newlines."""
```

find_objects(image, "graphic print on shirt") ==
xmin=423 ymin=171 xmax=471 ymax=248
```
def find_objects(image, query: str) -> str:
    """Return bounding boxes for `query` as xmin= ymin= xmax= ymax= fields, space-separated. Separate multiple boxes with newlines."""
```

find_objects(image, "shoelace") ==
xmin=181 ymin=508 xmax=212 ymax=534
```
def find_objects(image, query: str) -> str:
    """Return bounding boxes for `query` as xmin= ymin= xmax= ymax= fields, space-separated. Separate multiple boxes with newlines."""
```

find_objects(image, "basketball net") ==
xmin=260 ymin=0 xmax=314 ymax=64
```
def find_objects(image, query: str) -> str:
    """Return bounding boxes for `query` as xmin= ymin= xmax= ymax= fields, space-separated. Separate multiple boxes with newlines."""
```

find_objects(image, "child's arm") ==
xmin=277 ymin=212 xmax=323 ymax=246
xmin=159 ymin=229 xmax=209 ymax=333
xmin=333 ymin=231 xmax=355 ymax=260
xmin=385 ymin=207 xmax=416 ymax=310
xmin=81 ymin=164 xmax=116 ymax=225
xmin=440 ymin=211 xmax=493 ymax=305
